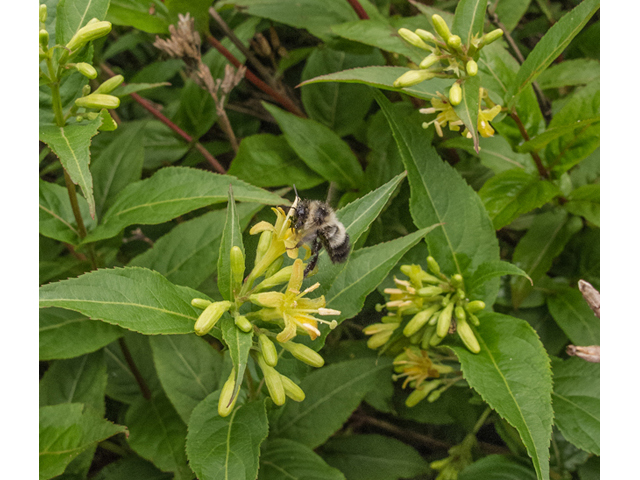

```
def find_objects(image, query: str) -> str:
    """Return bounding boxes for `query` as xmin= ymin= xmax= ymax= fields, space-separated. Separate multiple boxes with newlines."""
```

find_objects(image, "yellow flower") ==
xmin=420 ymin=96 xmax=464 ymax=137
xmin=393 ymin=347 xmax=453 ymax=389
xmin=476 ymin=104 xmax=501 ymax=137
xmin=250 ymin=259 xmax=339 ymax=343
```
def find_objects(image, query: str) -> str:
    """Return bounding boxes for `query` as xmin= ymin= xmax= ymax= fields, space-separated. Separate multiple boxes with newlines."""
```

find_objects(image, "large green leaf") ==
xmin=509 ymin=0 xmax=600 ymax=101
xmin=107 ymin=0 xmax=170 ymax=33
xmin=564 ymin=183 xmax=599 ymax=226
xmin=39 ymin=267 xmax=210 ymax=335
xmin=320 ymin=434 xmax=430 ymax=480
xmin=458 ymin=455 xmax=537 ymax=480
xmin=39 ymin=116 xmax=103 ymax=220
xmin=39 ymin=178 xmax=95 ymax=245
xmin=547 ymin=287 xmax=600 ymax=345
xmin=263 ymin=103 xmax=364 ymax=190
xmin=551 ymin=357 xmax=599 ymax=455
xmin=39 ymin=307 xmax=124 ymax=360
xmin=374 ymin=89 xmax=500 ymax=303
xmin=83 ymin=167 xmax=284 ymax=242
xmin=220 ymin=317 xmax=253 ymax=406
xmin=218 ymin=187 xmax=245 ymax=301
xmin=55 ymin=0 xmax=110 ymax=45
xmin=479 ymin=169 xmax=561 ymax=230
xmin=269 ymin=357 xmax=392 ymax=448
xmin=186 ymin=395 xmax=269 ymax=480
xmin=450 ymin=313 xmax=553 ymax=480
xmin=536 ymin=59 xmax=600 ymax=90
xmin=149 ymin=335 xmax=223 ymax=424
xmin=126 ymin=393 xmax=192 ymax=479
xmin=259 ymin=439 xmax=345 ymax=480
xmin=452 ymin=0 xmax=488 ymax=47
xmin=129 ymin=203 xmax=263 ymax=289
xmin=466 ymin=260 xmax=531 ymax=300
xmin=39 ymin=403 xmax=126 ymax=480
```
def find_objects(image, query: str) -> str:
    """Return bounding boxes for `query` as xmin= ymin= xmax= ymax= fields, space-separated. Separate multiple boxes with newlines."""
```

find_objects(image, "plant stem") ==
xmin=346 ymin=0 xmax=370 ymax=19
xmin=508 ymin=110 xmax=549 ymax=178
xmin=118 ymin=337 xmax=152 ymax=400
xmin=471 ymin=406 xmax=493 ymax=435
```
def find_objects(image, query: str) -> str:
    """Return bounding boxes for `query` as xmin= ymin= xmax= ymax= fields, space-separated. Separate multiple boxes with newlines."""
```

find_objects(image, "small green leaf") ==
xmin=494 ymin=0 xmax=533 ymax=32
xmin=270 ymin=357 xmax=392 ymax=448
xmin=39 ymin=403 xmax=126 ymax=480
xmin=547 ymin=287 xmax=599 ymax=345
xmin=458 ymin=455 xmax=537 ymax=480
xmin=39 ymin=267 xmax=209 ymax=335
xmin=112 ymin=81 xmax=171 ymax=97
xmin=479 ymin=169 xmax=561 ymax=230
xmin=551 ymin=357 xmax=600 ymax=455
xmin=186 ymin=396 xmax=269 ymax=480
xmin=218 ymin=187 xmax=245 ymax=301
xmin=107 ymin=0 xmax=170 ymax=34
xmin=452 ymin=0 xmax=488 ymax=47
xmin=466 ymin=260 xmax=531 ymax=300
xmin=55 ymin=0 xmax=110 ymax=45
xmin=39 ymin=115 xmax=103 ymax=220
xmin=453 ymin=75 xmax=481 ymax=152
xmin=88 ymin=456 xmax=173 ymax=480
xmin=260 ymin=439 xmax=345 ymax=480
xmin=450 ymin=313 xmax=553 ymax=480
xmin=536 ymin=59 xmax=600 ymax=90
xmin=39 ymin=179 xmax=95 ymax=245
xmin=220 ymin=317 xmax=253 ymax=405
xmin=263 ymin=103 xmax=364 ymax=189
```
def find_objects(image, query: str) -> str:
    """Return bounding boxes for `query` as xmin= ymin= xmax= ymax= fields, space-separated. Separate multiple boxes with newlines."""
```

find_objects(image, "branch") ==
xmin=346 ymin=0 xmax=370 ymax=19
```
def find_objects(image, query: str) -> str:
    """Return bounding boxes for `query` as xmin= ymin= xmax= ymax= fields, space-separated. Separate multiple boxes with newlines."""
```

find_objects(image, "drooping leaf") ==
xmin=546 ymin=287 xmax=600 ymax=346
xmin=452 ymin=0 xmax=488 ymax=47
xmin=218 ymin=187 xmax=245 ymax=301
xmin=450 ymin=313 xmax=553 ymax=480
xmin=259 ymin=439 xmax=345 ymax=480
xmin=39 ymin=178 xmax=95 ymax=245
xmin=186 ymin=395 xmax=269 ymax=480
xmin=458 ymin=455 xmax=537 ymax=480
xmin=55 ymin=0 xmax=110 ymax=45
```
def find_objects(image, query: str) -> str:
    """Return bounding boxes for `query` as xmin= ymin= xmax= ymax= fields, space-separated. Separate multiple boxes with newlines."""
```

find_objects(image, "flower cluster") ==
xmin=190 ymin=202 xmax=339 ymax=415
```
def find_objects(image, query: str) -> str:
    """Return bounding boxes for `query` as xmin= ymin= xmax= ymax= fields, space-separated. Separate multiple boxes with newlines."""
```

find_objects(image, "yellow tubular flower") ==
xmin=393 ymin=347 xmax=442 ymax=389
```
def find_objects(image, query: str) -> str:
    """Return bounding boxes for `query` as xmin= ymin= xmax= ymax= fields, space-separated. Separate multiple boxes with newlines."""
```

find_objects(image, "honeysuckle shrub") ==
xmin=39 ymin=1 xmax=600 ymax=479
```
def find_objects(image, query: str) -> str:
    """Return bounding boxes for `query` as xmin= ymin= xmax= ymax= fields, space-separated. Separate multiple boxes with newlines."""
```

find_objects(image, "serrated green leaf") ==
xmin=373 ymin=89 xmax=500 ymax=304
xmin=39 ymin=403 xmax=126 ymax=480
xmin=129 ymin=203 xmax=263 ymax=289
xmin=218 ymin=187 xmax=245 ymax=301
xmin=39 ymin=350 xmax=107 ymax=415
xmin=536 ymin=59 xmax=600 ymax=90
xmin=516 ymin=117 xmax=599 ymax=154
xmin=40 ymin=116 xmax=103 ymax=220
xmin=39 ymin=267 xmax=210 ymax=335
xmin=450 ymin=313 xmax=553 ymax=480
xmin=260 ymin=439 xmax=345 ymax=480
xmin=55 ymin=0 xmax=110 ymax=45
xmin=263 ymin=103 xmax=364 ymax=189
xmin=149 ymin=335 xmax=224 ymax=424
xmin=511 ymin=210 xmax=582 ymax=308
xmin=479 ymin=169 xmax=561 ymax=230
xmin=270 ymin=358 xmax=392 ymax=448
xmin=509 ymin=0 xmax=600 ymax=101
xmin=452 ymin=0 xmax=488 ymax=47
xmin=453 ymin=75 xmax=481 ymax=152
xmin=320 ymin=434 xmax=430 ymax=480
xmin=467 ymin=260 xmax=531 ymax=300
xmin=547 ymin=287 xmax=599 ymax=345
xmin=107 ymin=0 xmax=170 ymax=33
xmin=551 ymin=357 xmax=599 ymax=455
xmin=186 ymin=395 xmax=269 ymax=480
xmin=220 ymin=317 xmax=253 ymax=405
xmin=126 ymin=393 xmax=191 ymax=479
xmin=458 ymin=455 xmax=537 ymax=480
xmin=83 ymin=167 xmax=284 ymax=242
xmin=39 ymin=308 xmax=124 ymax=360
xmin=39 ymin=179 xmax=95 ymax=245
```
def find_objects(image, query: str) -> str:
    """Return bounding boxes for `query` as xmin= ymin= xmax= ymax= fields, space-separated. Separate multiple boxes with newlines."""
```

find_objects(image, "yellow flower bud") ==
xmin=82 ymin=85 xmax=91 ymax=96
xmin=250 ymin=291 xmax=282 ymax=308
xmin=367 ymin=330 xmax=393 ymax=349
xmin=234 ymin=315 xmax=253 ymax=333
xmin=263 ymin=255 xmax=283 ymax=279
xmin=254 ymin=230 xmax=272 ymax=266
xmin=230 ymin=246 xmax=245 ymax=285
xmin=259 ymin=334 xmax=278 ymax=367
xmin=75 ymin=62 xmax=97 ymax=79
xmin=254 ymin=265 xmax=294 ymax=292
xmin=446 ymin=34 xmax=462 ymax=50
xmin=398 ymin=28 xmax=431 ymax=50
xmin=428 ymin=388 xmax=443 ymax=402
xmin=218 ymin=368 xmax=237 ymax=417
xmin=40 ymin=4 xmax=47 ymax=23
xmin=454 ymin=305 xmax=466 ymax=322
xmin=431 ymin=14 xmax=452 ymax=42
xmin=66 ymin=20 xmax=112 ymax=52
xmin=75 ymin=93 xmax=120 ymax=110
xmin=191 ymin=298 xmax=212 ymax=309
xmin=403 ymin=304 xmax=440 ymax=337
xmin=393 ymin=69 xmax=438 ymax=88
xmin=415 ymin=29 xmax=437 ymax=43
xmin=480 ymin=29 xmax=504 ymax=48
xmin=457 ymin=317 xmax=480 ymax=353
xmin=257 ymin=356 xmax=286 ymax=406
xmin=451 ymin=274 xmax=464 ymax=287
xmin=363 ymin=322 xmax=398 ymax=335
xmin=280 ymin=374 xmax=305 ymax=402
xmin=421 ymin=324 xmax=436 ymax=349
xmin=468 ymin=313 xmax=480 ymax=326
xmin=419 ymin=54 xmax=440 ymax=69
xmin=417 ymin=286 xmax=443 ymax=297
xmin=194 ymin=300 xmax=232 ymax=336
xmin=279 ymin=341 xmax=324 ymax=368
xmin=466 ymin=60 xmax=478 ymax=76
xmin=406 ymin=380 xmax=441 ymax=407
xmin=39 ymin=29 xmax=49 ymax=49
xmin=426 ymin=256 xmax=441 ymax=276
xmin=94 ymin=75 xmax=124 ymax=94
xmin=449 ymin=83 xmax=462 ymax=106
xmin=466 ymin=300 xmax=485 ymax=313
xmin=436 ymin=302 xmax=455 ymax=338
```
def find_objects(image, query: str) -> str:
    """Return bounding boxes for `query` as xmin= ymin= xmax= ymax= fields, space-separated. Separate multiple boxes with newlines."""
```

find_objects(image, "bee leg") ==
xmin=304 ymin=237 xmax=322 ymax=277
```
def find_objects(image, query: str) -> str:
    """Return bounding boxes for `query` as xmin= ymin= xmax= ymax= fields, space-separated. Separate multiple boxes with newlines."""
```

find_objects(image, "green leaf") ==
xmin=55 ymin=0 xmax=110 ymax=45
xmin=228 ymin=134 xmax=323 ymax=190
xmin=40 ymin=308 xmax=124 ymax=360
xmin=129 ymin=203 xmax=263 ymax=289
xmin=39 ymin=179 xmax=95 ymax=245
xmin=452 ymin=0 xmax=488 ymax=47
xmin=551 ymin=357 xmax=600 ymax=455
xmin=83 ymin=167 xmax=284 ymax=242
xmin=39 ymin=403 xmax=126 ymax=480
xmin=39 ymin=267 xmax=209 ymax=335
xmin=453 ymin=75 xmax=481 ymax=152
xmin=450 ymin=313 xmax=553 ymax=480
xmin=494 ymin=0 xmax=533 ymax=32
xmin=39 ymin=116 xmax=103 ymax=220
xmin=299 ymin=66 xmax=455 ymax=102
xmin=466 ymin=260 xmax=531 ymax=300
xmin=546 ymin=287 xmax=599 ymax=345
xmin=536 ymin=59 xmax=600 ymax=90
xmin=373 ymin=89 xmax=500 ymax=303
xmin=511 ymin=210 xmax=582 ymax=308
xmin=90 ymin=456 xmax=173 ymax=480
xmin=107 ymin=0 xmax=170 ymax=34
xmin=112 ymin=81 xmax=171 ymax=97
xmin=270 ymin=357 xmax=392 ymax=448
xmin=516 ymin=117 xmax=600 ymax=154
xmin=259 ymin=439 xmax=345 ymax=480
xmin=165 ymin=0 xmax=212 ymax=32
xmin=186 ymin=396 xmax=269 ymax=480
xmin=218 ymin=187 xmax=245 ymax=301
xmin=126 ymin=393 xmax=192 ymax=479
xmin=39 ymin=351 xmax=107 ymax=415
xmin=458 ymin=455 xmax=537 ymax=480
xmin=220 ymin=317 xmax=253 ymax=406
xmin=478 ymin=170 xmax=561 ymax=230
xmin=320 ymin=434 xmax=430 ymax=480
xmin=91 ymin=121 xmax=146 ymax=218
xmin=509 ymin=0 xmax=600 ymax=101
xmin=564 ymin=183 xmax=599 ymax=226
xmin=149 ymin=335 xmax=223 ymax=424
xmin=173 ymin=80 xmax=217 ymax=139
xmin=263 ymin=103 xmax=364 ymax=189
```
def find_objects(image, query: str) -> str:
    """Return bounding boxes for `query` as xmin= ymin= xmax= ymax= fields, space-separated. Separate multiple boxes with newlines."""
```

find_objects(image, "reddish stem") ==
xmin=347 ymin=0 xmax=370 ymax=19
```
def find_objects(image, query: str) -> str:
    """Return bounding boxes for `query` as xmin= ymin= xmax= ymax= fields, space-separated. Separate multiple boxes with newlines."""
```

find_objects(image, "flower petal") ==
xmin=250 ymin=221 xmax=275 ymax=235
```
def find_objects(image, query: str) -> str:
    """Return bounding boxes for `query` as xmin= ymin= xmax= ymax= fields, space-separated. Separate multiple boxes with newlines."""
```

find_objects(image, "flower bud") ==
xmin=449 ymin=83 xmax=462 ymax=106
xmin=421 ymin=324 xmax=436 ymax=349
xmin=94 ymin=75 xmax=124 ymax=94
xmin=75 ymin=93 xmax=120 ymax=110
xmin=419 ymin=54 xmax=440 ymax=69
xmin=75 ymin=62 xmax=97 ymax=79
xmin=415 ymin=29 xmax=437 ymax=43
xmin=218 ymin=368 xmax=237 ymax=417
xmin=280 ymin=374 xmax=305 ymax=402
xmin=466 ymin=300 xmax=485 ymax=313
xmin=259 ymin=334 xmax=278 ymax=367
xmin=234 ymin=315 xmax=253 ymax=333
xmin=466 ymin=60 xmax=478 ymax=76
xmin=263 ymin=255 xmax=283 ymax=279
xmin=428 ymin=388 xmax=443 ymax=402
xmin=82 ymin=85 xmax=91 ymax=96
xmin=417 ymin=286 xmax=443 ymax=297
xmin=398 ymin=28 xmax=430 ymax=50
xmin=39 ymin=4 xmax=47 ymax=23
xmin=429 ymin=332 xmax=444 ymax=346
xmin=431 ymin=14 xmax=452 ymax=42
xmin=451 ymin=274 xmax=464 ymax=288
xmin=254 ymin=230 xmax=272 ymax=266
xmin=426 ymin=256 xmax=441 ymax=276
xmin=39 ymin=29 xmax=49 ymax=49
xmin=249 ymin=291 xmax=281 ymax=308
xmin=75 ymin=115 xmax=84 ymax=123
xmin=191 ymin=298 xmax=212 ymax=309
xmin=468 ymin=313 xmax=480 ymax=326
xmin=457 ymin=317 xmax=480 ymax=353
xmin=436 ymin=302 xmax=455 ymax=338
xmin=194 ymin=300 xmax=232 ymax=336
xmin=230 ymin=246 xmax=245 ymax=289
xmin=257 ymin=356 xmax=286 ymax=406
xmin=454 ymin=305 xmax=466 ymax=321
xmin=393 ymin=69 xmax=438 ymax=88
xmin=363 ymin=322 xmax=398 ymax=335
xmin=403 ymin=304 xmax=440 ymax=337
xmin=446 ymin=35 xmax=462 ymax=50
xmin=254 ymin=265 xmax=294 ymax=292
xmin=367 ymin=330 xmax=393 ymax=349
xmin=480 ymin=29 xmax=504 ymax=48
xmin=66 ymin=20 xmax=112 ymax=52
xmin=280 ymin=341 xmax=324 ymax=368
xmin=406 ymin=380 xmax=441 ymax=407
